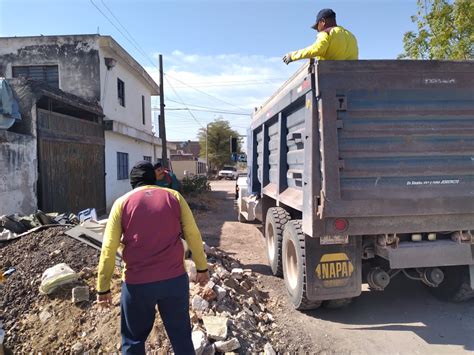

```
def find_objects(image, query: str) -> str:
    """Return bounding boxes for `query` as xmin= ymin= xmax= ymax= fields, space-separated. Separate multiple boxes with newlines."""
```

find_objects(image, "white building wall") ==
xmin=104 ymin=131 xmax=155 ymax=210
xmin=99 ymin=48 xmax=153 ymax=133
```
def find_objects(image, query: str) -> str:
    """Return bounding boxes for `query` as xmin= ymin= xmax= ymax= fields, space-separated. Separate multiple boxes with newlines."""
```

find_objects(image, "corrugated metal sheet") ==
xmin=338 ymin=89 xmax=474 ymax=201
xmin=268 ymin=122 xmax=279 ymax=184
xmin=37 ymin=109 xmax=105 ymax=214
xmin=286 ymin=108 xmax=306 ymax=189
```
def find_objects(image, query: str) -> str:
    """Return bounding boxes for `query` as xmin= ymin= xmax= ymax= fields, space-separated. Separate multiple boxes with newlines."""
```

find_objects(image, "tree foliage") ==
xmin=198 ymin=118 xmax=242 ymax=171
xmin=399 ymin=0 xmax=473 ymax=60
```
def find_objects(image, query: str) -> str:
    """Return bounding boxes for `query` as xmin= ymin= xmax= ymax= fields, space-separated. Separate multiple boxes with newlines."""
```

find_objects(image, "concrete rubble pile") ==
xmin=0 ymin=205 xmax=278 ymax=354
xmin=187 ymin=244 xmax=276 ymax=355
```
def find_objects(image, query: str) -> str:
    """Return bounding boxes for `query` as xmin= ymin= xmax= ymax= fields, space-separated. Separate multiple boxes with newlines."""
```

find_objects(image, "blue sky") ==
xmin=0 ymin=0 xmax=418 ymax=140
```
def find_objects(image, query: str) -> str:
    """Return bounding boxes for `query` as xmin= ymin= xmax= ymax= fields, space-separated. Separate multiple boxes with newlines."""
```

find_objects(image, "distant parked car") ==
xmin=218 ymin=166 xmax=238 ymax=180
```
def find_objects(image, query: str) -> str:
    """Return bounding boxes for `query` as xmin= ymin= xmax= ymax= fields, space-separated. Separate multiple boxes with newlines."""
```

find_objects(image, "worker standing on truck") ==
xmin=96 ymin=160 xmax=209 ymax=354
xmin=154 ymin=161 xmax=181 ymax=191
xmin=283 ymin=8 xmax=358 ymax=64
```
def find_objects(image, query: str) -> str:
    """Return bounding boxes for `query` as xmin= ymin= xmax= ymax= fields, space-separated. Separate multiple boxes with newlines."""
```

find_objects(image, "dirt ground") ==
xmin=200 ymin=180 xmax=474 ymax=355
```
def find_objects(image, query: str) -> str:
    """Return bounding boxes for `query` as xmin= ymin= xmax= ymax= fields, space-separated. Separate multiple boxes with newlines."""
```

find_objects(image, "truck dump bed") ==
xmin=250 ymin=60 xmax=474 ymax=237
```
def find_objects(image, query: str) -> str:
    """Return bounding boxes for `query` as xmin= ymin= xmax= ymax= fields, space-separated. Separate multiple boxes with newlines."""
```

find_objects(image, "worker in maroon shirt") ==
xmin=96 ymin=161 xmax=209 ymax=354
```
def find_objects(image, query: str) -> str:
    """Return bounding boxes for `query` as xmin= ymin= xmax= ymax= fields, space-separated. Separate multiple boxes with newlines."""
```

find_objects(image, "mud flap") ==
xmin=305 ymin=236 xmax=362 ymax=301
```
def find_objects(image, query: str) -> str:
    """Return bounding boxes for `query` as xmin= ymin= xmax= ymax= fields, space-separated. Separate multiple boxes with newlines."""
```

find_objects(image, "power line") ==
xmin=165 ymin=99 xmax=251 ymax=114
xmin=164 ymin=72 xmax=249 ymax=112
xmin=164 ymin=76 xmax=206 ymax=129
xmin=164 ymin=108 xmax=251 ymax=116
xmin=90 ymin=1 xmax=248 ymax=124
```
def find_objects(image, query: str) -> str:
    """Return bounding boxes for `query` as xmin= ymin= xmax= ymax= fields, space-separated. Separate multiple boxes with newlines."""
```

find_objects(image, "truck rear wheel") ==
xmin=428 ymin=266 xmax=474 ymax=302
xmin=282 ymin=220 xmax=322 ymax=310
xmin=265 ymin=207 xmax=290 ymax=277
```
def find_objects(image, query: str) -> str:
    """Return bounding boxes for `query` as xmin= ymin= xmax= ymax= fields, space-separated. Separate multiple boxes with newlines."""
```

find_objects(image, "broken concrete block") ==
xmin=231 ymin=268 xmax=243 ymax=279
xmin=199 ymin=286 xmax=217 ymax=302
xmin=213 ymin=285 xmax=227 ymax=301
xmin=39 ymin=309 xmax=52 ymax=324
xmin=264 ymin=343 xmax=276 ymax=355
xmin=191 ymin=295 xmax=209 ymax=312
xmin=202 ymin=315 xmax=228 ymax=340
xmin=215 ymin=338 xmax=240 ymax=352
xmin=185 ymin=260 xmax=197 ymax=282
xmin=71 ymin=342 xmax=84 ymax=354
xmin=72 ymin=286 xmax=89 ymax=303
xmin=192 ymin=330 xmax=207 ymax=355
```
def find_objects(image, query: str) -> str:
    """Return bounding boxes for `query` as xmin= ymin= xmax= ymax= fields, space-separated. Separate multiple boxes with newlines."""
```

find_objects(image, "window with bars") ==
xmin=143 ymin=156 xmax=152 ymax=162
xmin=117 ymin=78 xmax=125 ymax=107
xmin=12 ymin=65 xmax=59 ymax=88
xmin=117 ymin=152 xmax=129 ymax=180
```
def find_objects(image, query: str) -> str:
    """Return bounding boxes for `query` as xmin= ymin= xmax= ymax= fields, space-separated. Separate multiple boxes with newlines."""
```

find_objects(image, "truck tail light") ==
xmin=334 ymin=218 xmax=348 ymax=232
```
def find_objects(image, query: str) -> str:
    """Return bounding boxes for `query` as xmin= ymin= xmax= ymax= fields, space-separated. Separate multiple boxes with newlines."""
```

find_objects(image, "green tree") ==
xmin=399 ymin=0 xmax=473 ymax=60
xmin=198 ymin=118 xmax=242 ymax=171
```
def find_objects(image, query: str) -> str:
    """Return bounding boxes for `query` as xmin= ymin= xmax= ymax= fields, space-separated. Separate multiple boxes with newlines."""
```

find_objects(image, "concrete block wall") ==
xmin=0 ymin=130 xmax=37 ymax=215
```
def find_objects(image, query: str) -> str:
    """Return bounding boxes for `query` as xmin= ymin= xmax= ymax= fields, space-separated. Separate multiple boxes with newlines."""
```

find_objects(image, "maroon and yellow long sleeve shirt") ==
xmin=97 ymin=185 xmax=207 ymax=293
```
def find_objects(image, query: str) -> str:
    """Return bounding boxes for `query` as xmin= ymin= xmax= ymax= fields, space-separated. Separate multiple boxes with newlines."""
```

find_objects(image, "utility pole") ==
xmin=205 ymin=123 xmax=209 ymax=174
xmin=158 ymin=54 xmax=168 ymax=168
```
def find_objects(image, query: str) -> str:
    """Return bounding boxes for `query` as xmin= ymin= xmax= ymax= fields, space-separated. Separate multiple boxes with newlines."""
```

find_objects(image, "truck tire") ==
xmin=323 ymin=298 xmax=353 ymax=309
xmin=282 ymin=220 xmax=322 ymax=310
xmin=428 ymin=266 xmax=474 ymax=302
xmin=265 ymin=207 xmax=290 ymax=277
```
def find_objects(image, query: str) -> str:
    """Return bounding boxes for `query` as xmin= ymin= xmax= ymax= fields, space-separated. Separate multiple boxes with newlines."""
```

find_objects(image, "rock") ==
xmin=71 ymin=342 xmax=84 ymax=354
xmin=230 ymin=261 xmax=240 ymax=269
xmin=222 ymin=277 xmax=240 ymax=290
xmin=191 ymin=295 xmax=209 ymax=312
xmin=264 ymin=343 xmax=276 ymax=355
xmin=192 ymin=330 xmax=207 ymax=355
xmin=231 ymin=268 xmax=243 ymax=279
xmin=185 ymin=260 xmax=197 ymax=282
xmin=72 ymin=286 xmax=90 ymax=303
xmin=202 ymin=343 xmax=215 ymax=355
xmin=215 ymin=338 xmax=240 ymax=352
xmin=240 ymin=279 xmax=252 ymax=290
xmin=39 ymin=309 xmax=52 ymax=324
xmin=199 ymin=287 xmax=217 ymax=302
xmin=213 ymin=285 xmax=227 ymax=301
xmin=215 ymin=266 xmax=230 ymax=278
xmin=202 ymin=315 xmax=228 ymax=340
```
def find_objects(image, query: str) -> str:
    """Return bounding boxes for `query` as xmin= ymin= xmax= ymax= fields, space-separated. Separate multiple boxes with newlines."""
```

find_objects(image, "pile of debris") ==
xmin=186 ymin=245 xmax=276 ymax=354
xmin=0 ymin=224 xmax=279 ymax=353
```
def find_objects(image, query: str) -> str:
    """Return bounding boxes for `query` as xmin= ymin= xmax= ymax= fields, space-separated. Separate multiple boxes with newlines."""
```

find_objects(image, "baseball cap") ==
xmin=311 ymin=8 xmax=336 ymax=29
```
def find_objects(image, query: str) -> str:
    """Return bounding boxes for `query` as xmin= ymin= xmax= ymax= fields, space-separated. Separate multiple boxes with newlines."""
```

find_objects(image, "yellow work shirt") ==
xmin=290 ymin=26 xmax=359 ymax=61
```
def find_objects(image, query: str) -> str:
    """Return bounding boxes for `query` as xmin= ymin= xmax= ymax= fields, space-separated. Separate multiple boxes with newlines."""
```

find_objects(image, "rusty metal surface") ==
xmin=37 ymin=108 xmax=106 ymax=215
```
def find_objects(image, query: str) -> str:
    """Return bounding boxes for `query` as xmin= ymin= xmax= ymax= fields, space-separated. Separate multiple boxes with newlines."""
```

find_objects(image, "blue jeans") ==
xmin=120 ymin=273 xmax=194 ymax=355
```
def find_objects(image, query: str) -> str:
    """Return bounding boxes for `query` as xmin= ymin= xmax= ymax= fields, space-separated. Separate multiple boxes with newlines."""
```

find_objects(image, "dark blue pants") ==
xmin=120 ymin=273 xmax=194 ymax=355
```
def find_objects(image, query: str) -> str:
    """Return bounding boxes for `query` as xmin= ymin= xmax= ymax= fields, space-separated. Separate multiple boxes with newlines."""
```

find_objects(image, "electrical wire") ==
xmin=164 ymin=72 xmax=248 ymax=112
xmin=163 ymin=108 xmax=251 ymax=116
xmin=90 ymin=0 xmax=251 ymax=114
xmin=164 ymin=76 xmax=206 ymax=129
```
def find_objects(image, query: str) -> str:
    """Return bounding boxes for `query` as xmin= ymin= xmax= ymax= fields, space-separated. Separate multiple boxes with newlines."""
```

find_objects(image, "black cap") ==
xmin=130 ymin=160 xmax=156 ymax=188
xmin=311 ymin=8 xmax=336 ymax=29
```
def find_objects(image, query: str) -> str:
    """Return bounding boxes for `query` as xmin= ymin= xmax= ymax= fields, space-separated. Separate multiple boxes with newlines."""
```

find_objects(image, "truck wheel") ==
xmin=282 ymin=220 xmax=322 ymax=310
xmin=265 ymin=207 xmax=290 ymax=277
xmin=323 ymin=298 xmax=353 ymax=309
xmin=428 ymin=266 xmax=474 ymax=302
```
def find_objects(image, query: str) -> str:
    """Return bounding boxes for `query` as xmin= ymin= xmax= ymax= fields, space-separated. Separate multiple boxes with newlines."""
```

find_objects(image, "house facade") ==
xmin=0 ymin=34 xmax=163 ymax=210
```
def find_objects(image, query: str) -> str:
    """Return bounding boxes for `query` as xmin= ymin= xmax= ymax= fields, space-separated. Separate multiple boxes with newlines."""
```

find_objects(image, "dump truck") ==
xmin=237 ymin=60 xmax=474 ymax=310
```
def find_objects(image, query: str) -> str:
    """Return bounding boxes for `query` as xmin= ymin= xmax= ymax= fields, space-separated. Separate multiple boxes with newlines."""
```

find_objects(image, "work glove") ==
xmin=282 ymin=53 xmax=293 ymax=65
